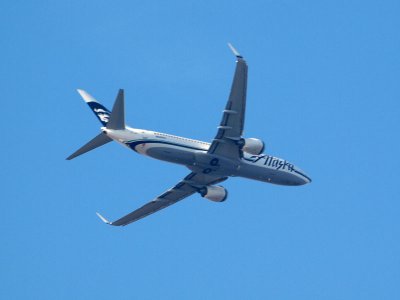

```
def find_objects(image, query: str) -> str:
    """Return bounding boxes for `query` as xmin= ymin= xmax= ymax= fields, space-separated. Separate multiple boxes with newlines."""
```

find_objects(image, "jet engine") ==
xmin=242 ymin=138 xmax=265 ymax=155
xmin=199 ymin=185 xmax=228 ymax=202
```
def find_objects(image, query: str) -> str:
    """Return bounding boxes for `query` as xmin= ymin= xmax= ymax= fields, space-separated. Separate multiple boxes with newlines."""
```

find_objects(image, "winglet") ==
xmin=228 ymin=43 xmax=243 ymax=58
xmin=96 ymin=212 xmax=112 ymax=225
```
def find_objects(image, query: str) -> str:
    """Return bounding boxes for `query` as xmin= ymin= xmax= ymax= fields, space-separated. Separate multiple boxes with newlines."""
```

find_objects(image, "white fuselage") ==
xmin=103 ymin=126 xmax=311 ymax=186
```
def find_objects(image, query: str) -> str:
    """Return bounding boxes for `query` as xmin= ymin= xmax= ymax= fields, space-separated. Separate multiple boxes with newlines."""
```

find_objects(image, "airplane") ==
xmin=67 ymin=44 xmax=311 ymax=226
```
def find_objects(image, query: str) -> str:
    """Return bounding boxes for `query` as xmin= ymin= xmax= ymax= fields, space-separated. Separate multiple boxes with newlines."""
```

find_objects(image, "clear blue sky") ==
xmin=1 ymin=0 xmax=399 ymax=299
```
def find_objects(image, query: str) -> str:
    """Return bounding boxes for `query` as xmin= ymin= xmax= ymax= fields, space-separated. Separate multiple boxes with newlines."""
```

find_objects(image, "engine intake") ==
xmin=199 ymin=185 xmax=228 ymax=202
xmin=242 ymin=138 xmax=265 ymax=155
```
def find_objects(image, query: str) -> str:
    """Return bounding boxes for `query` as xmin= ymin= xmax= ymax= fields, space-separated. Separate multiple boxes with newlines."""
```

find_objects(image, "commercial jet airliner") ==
xmin=67 ymin=44 xmax=311 ymax=226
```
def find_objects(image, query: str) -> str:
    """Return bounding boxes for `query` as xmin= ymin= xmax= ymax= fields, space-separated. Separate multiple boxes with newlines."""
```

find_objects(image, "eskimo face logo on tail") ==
xmin=94 ymin=108 xmax=110 ymax=123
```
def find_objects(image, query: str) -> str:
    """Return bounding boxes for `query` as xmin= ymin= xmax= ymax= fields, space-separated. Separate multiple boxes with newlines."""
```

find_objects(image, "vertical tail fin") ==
xmin=67 ymin=89 xmax=126 ymax=160
xmin=77 ymin=89 xmax=111 ymax=126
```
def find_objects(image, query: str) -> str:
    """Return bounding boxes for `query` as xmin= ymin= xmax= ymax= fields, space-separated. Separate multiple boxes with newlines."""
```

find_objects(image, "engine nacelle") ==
xmin=199 ymin=185 xmax=228 ymax=202
xmin=242 ymin=138 xmax=265 ymax=155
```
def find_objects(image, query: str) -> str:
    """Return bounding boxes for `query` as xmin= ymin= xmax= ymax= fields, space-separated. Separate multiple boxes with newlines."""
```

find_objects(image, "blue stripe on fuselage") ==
xmin=125 ymin=139 xmax=206 ymax=152
xmin=293 ymin=170 xmax=312 ymax=182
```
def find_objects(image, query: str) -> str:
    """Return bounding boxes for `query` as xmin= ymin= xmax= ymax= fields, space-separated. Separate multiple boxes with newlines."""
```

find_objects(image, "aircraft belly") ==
xmin=145 ymin=144 xmax=195 ymax=165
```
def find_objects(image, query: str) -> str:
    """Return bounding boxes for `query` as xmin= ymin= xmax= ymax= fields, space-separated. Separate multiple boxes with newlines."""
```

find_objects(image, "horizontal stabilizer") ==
xmin=66 ymin=133 xmax=112 ymax=160
xmin=106 ymin=89 xmax=125 ymax=130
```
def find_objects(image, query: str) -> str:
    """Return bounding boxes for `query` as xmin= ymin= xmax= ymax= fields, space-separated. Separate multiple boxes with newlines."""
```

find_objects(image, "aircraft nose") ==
xmin=303 ymin=175 xmax=312 ymax=184
xmin=294 ymin=168 xmax=312 ymax=185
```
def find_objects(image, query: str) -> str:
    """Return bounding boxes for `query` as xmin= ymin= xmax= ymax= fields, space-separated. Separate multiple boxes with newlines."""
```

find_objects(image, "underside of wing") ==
xmin=96 ymin=172 xmax=227 ymax=226
xmin=208 ymin=44 xmax=248 ymax=159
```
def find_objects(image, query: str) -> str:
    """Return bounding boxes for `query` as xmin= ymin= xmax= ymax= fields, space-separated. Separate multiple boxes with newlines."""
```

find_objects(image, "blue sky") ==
xmin=1 ymin=0 xmax=399 ymax=299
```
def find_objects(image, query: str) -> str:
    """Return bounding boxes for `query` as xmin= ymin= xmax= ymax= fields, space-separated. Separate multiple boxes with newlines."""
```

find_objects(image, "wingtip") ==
xmin=66 ymin=152 xmax=77 ymax=160
xmin=227 ymin=43 xmax=243 ymax=58
xmin=96 ymin=212 xmax=112 ymax=225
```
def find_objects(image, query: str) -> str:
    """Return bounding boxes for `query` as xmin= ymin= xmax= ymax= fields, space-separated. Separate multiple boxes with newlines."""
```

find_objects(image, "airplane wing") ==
xmin=96 ymin=172 xmax=227 ymax=226
xmin=207 ymin=43 xmax=248 ymax=159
